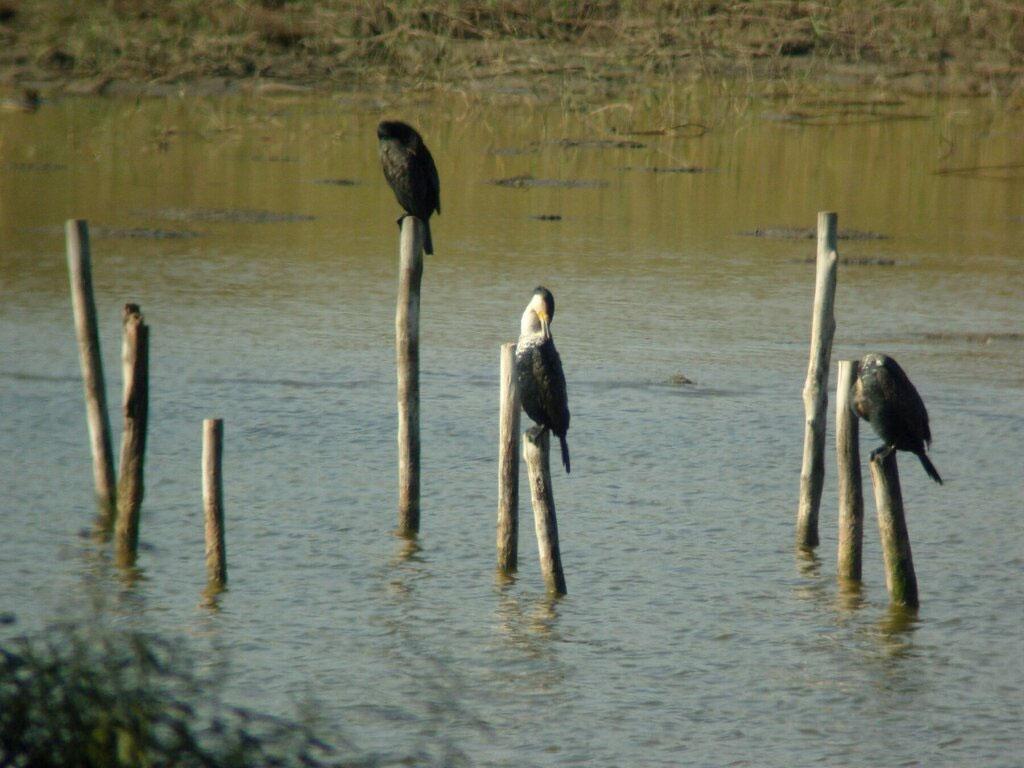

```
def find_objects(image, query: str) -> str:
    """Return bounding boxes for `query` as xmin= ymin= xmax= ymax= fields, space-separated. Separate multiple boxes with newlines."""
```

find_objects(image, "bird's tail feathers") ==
xmin=423 ymin=220 xmax=434 ymax=255
xmin=918 ymin=451 xmax=942 ymax=484
xmin=558 ymin=434 xmax=571 ymax=474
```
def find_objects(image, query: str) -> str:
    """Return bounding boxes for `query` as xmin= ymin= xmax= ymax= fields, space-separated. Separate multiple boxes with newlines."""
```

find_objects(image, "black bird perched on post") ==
xmin=516 ymin=287 xmax=571 ymax=473
xmin=853 ymin=353 xmax=942 ymax=484
xmin=377 ymin=120 xmax=440 ymax=255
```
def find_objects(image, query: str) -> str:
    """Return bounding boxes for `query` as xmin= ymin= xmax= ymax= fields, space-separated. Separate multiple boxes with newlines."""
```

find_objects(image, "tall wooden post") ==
xmin=836 ymin=359 xmax=863 ymax=581
xmin=203 ymin=419 xmax=227 ymax=587
xmin=523 ymin=428 xmax=566 ymax=595
xmin=869 ymin=452 xmax=919 ymax=608
xmin=65 ymin=219 xmax=117 ymax=531
xmin=497 ymin=342 xmax=521 ymax=573
xmin=796 ymin=211 xmax=838 ymax=549
xmin=396 ymin=216 xmax=424 ymax=536
xmin=115 ymin=304 xmax=149 ymax=564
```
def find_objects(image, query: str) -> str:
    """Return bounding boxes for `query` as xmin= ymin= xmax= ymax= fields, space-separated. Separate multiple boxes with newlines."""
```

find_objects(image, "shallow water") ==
xmin=1 ymin=88 xmax=1022 ymax=767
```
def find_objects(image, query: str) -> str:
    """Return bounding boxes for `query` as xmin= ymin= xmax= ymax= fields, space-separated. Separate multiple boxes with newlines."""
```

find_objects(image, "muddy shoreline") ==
xmin=1 ymin=2 xmax=1022 ymax=102
xmin=4 ymin=57 xmax=1022 ymax=104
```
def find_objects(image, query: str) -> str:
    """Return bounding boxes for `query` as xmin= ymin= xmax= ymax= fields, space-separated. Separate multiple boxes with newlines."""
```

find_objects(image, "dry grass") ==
xmin=1 ymin=1 xmax=1022 ymax=96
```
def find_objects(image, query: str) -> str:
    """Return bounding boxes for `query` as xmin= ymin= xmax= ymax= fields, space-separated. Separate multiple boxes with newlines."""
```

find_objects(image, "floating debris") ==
xmin=623 ymin=165 xmax=711 ymax=174
xmin=920 ymin=331 xmax=1024 ymax=344
xmin=762 ymin=110 xmax=929 ymax=126
xmin=23 ymin=225 xmax=203 ymax=240
xmin=0 ymin=88 xmax=40 ymax=113
xmin=313 ymin=178 xmax=358 ymax=186
xmin=95 ymin=226 xmax=203 ymax=240
xmin=141 ymin=208 xmax=315 ymax=223
xmin=490 ymin=174 xmax=607 ymax=189
xmin=490 ymin=146 xmax=539 ymax=156
xmin=800 ymin=99 xmax=906 ymax=108
xmin=796 ymin=256 xmax=896 ymax=266
xmin=743 ymin=227 xmax=889 ymax=241
xmin=613 ymin=123 xmax=709 ymax=138
xmin=250 ymin=155 xmax=298 ymax=163
xmin=530 ymin=214 xmax=563 ymax=221
xmin=665 ymin=373 xmax=695 ymax=386
xmin=4 ymin=161 xmax=66 ymax=172
xmin=550 ymin=138 xmax=646 ymax=149
xmin=934 ymin=161 xmax=1024 ymax=180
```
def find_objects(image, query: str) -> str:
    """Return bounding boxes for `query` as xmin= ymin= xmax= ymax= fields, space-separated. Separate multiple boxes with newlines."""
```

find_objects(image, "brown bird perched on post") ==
xmin=377 ymin=120 xmax=440 ymax=255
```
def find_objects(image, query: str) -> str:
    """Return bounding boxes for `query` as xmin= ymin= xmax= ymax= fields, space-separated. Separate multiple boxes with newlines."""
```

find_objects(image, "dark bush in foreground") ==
xmin=0 ymin=625 xmax=344 ymax=768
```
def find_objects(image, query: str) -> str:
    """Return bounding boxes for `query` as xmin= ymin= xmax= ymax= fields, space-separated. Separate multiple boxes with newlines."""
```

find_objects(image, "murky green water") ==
xmin=1 ymin=87 xmax=1022 ymax=766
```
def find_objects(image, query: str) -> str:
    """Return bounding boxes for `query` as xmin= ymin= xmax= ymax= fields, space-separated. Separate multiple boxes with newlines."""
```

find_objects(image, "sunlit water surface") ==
xmin=1 ymin=88 xmax=1022 ymax=767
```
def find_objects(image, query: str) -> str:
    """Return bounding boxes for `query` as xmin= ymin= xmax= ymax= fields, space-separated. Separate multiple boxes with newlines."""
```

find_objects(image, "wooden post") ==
xmin=203 ymin=419 xmax=227 ymax=587
xmin=836 ymin=359 xmax=863 ymax=581
xmin=66 ymin=219 xmax=117 ymax=531
xmin=497 ymin=342 xmax=521 ymax=573
xmin=114 ymin=304 xmax=149 ymax=564
xmin=869 ymin=452 xmax=919 ymax=608
xmin=523 ymin=428 xmax=566 ymax=595
xmin=796 ymin=211 xmax=838 ymax=549
xmin=396 ymin=216 xmax=424 ymax=536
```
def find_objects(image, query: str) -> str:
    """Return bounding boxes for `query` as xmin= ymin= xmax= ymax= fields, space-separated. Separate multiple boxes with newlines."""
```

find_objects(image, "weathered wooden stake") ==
xmin=796 ymin=211 xmax=839 ymax=549
xmin=836 ymin=359 xmax=863 ymax=581
xmin=114 ymin=304 xmax=149 ymax=564
xmin=396 ymin=216 xmax=424 ymax=536
xmin=523 ymin=428 xmax=566 ymax=595
xmin=66 ymin=219 xmax=117 ymax=531
xmin=869 ymin=452 xmax=919 ymax=608
xmin=203 ymin=418 xmax=227 ymax=587
xmin=497 ymin=342 xmax=521 ymax=573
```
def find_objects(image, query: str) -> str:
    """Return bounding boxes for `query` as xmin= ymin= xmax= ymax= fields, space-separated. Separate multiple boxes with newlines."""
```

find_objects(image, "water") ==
xmin=1 ymin=88 xmax=1022 ymax=767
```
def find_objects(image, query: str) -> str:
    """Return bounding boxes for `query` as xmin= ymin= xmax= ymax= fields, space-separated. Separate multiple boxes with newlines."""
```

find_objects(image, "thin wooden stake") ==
xmin=396 ymin=216 xmax=424 ymax=536
xmin=66 ymin=219 xmax=117 ymax=531
xmin=836 ymin=359 xmax=863 ymax=581
xmin=523 ymin=428 xmax=566 ymax=595
xmin=115 ymin=304 xmax=149 ymax=564
xmin=497 ymin=342 xmax=521 ymax=573
xmin=203 ymin=419 xmax=227 ymax=587
xmin=869 ymin=452 xmax=919 ymax=608
xmin=796 ymin=211 xmax=838 ymax=549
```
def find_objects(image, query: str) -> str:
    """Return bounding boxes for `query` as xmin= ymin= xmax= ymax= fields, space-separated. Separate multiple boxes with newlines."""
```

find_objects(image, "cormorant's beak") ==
xmin=538 ymin=311 xmax=551 ymax=340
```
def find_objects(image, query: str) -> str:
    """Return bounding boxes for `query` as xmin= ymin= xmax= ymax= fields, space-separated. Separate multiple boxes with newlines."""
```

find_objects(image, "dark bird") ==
xmin=516 ymin=287 xmax=571 ymax=473
xmin=377 ymin=120 xmax=440 ymax=255
xmin=853 ymin=353 xmax=942 ymax=484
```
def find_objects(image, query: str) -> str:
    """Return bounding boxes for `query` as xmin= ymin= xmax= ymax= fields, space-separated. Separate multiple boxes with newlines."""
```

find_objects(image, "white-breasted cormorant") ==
xmin=377 ymin=120 xmax=440 ymax=255
xmin=516 ymin=287 xmax=571 ymax=473
xmin=853 ymin=353 xmax=942 ymax=484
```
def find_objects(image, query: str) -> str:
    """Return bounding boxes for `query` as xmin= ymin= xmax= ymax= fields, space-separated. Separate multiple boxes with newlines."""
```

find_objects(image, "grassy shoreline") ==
xmin=1 ymin=1 xmax=1022 ymax=99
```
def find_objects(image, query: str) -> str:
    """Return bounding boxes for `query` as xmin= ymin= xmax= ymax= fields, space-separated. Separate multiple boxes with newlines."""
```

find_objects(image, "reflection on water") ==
xmin=0 ymin=86 xmax=1021 ymax=766
xmin=495 ymin=587 xmax=563 ymax=652
xmin=835 ymin=577 xmax=866 ymax=614
xmin=875 ymin=604 xmax=921 ymax=653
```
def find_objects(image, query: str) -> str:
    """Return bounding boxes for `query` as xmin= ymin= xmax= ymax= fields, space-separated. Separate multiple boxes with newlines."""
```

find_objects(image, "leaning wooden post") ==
xmin=869 ymin=452 xmax=919 ymax=608
xmin=203 ymin=419 xmax=227 ymax=587
xmin=66 ymin=219 xmax=117 ymax=531
xmin=496 ymin=342 xmax=521 ymax=573
xmin=796 ymin=211 xmax=838 ymax=549
xmin=395 ymin=216 xmax=424 ymax=536
xmin=115 ymin=304 xmax=150 ymax=564
xmin=836 ymin=359 xmax=863 ymax=581
xmin=523 ymin=429 xmax=566 ymax=595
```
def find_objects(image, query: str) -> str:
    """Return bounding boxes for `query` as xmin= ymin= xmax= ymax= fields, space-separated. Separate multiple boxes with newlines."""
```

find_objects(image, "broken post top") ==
xmin=817 ymin=211 xmax=838 ymax=254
